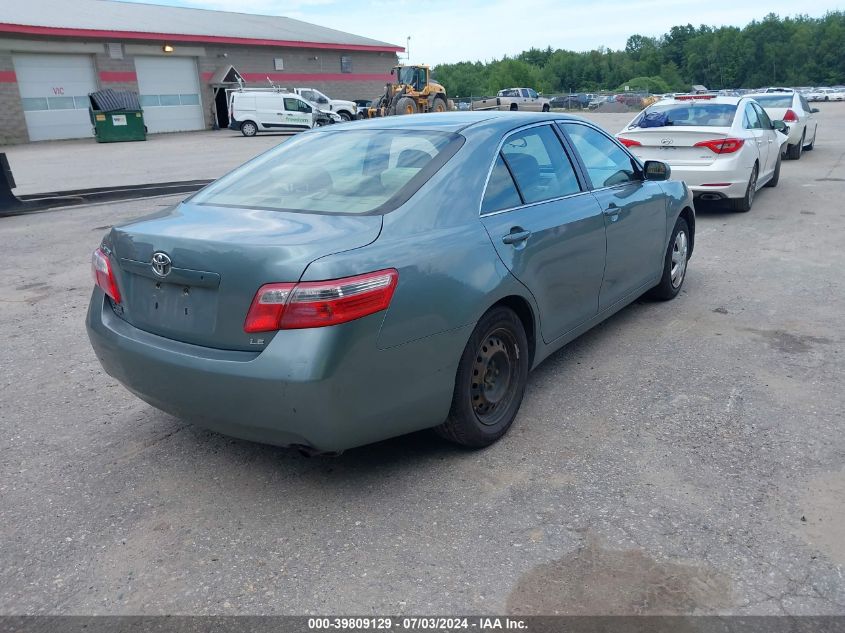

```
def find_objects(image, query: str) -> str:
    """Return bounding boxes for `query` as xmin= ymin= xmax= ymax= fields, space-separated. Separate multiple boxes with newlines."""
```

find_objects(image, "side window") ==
xmin=744 ymin=104 xmax=761 ymax=129
xmin=800 ymin=95 xmax=811 ymax=112
xmin=520 ymin=89 xmax=530 ymax=98
xmin=560 ymin=123 xmax=639 ymax=188
xmin=528 ymin=89 xmax=539 ymax=99
xmin=501 ymin=125 xmax=582 ymax=203
xmin=284 ymin=98 xmax=311 ymax=113
xmin=753 ymin=103 xmax=772 ymax=129
xmin=300 ymin=90 xmax=315 ymax=101
xmin=481 ymin=155 xmax=522 ymax=213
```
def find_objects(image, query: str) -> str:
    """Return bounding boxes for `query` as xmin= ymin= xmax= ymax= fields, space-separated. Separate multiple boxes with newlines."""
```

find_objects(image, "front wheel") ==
xmin=338 ymin=111 xmax=352 ymax=122
xmin=730 ymin=163 xmax=758 ymax=212
xmin=542 ymin=104 xmax=550 ymax=112
xmin=786 ymin=131 xmax=804 ymax=160
xmin=435 ymin=307 xmax=529 ymax=448
xmin=647 ymin=216 xmax=690 ymax=301
xmin=765 ymin=153 xmax=781 ymax=188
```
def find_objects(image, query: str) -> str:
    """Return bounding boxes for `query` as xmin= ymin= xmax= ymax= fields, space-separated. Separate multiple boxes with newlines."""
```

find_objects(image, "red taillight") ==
xmin=617 ymin=136 xmax=642 ymax=148
xmin=694 ymin=137 xmax=745 ymax=154
xmin=244 ymin=269 xmax=398 ymax=333
xmin=783 ymin=109 xmax=798 ymax=122
xmin=91 ymin=248 xmax=121 ymax=303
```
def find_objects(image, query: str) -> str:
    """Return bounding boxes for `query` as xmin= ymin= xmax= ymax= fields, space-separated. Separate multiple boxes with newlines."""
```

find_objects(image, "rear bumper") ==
xmin=669 ymin=164 xmax=753 ymax=200
xmin=86 ymin=290 xmax=467 ymax=451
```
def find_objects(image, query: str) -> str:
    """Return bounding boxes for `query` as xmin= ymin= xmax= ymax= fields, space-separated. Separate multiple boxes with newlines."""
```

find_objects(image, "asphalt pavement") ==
xmin=0 ymin=108 xmax=843 ymax=615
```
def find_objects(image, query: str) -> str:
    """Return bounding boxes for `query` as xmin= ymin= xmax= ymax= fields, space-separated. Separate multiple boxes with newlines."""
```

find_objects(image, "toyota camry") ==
xmin=87 ymin=112 xmax=695 ymax=453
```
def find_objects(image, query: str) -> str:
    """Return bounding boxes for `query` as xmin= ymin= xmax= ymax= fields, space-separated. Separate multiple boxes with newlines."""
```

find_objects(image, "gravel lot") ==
xmin=1 ymin=107 xmax=843 ymax=616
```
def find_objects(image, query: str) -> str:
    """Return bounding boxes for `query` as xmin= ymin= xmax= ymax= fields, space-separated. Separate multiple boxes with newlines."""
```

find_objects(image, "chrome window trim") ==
xmin=478 ymin=120 xmax=584 ymax=217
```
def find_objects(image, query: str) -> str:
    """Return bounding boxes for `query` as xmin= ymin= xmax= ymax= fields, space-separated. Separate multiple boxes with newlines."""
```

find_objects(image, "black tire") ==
xmin=338 ymin=111 xmax=352 ymax=122
xmin=730 ymin=163 xmax=758 ymax=212
xmin=804 ymin=128 xmax=816 ymax=150
xmin=432 ymin=96 xmax=448 ymax=113
xmin=542 ymin=104 xmax=550 ymax=112
xmin=435 ymin=307 xmax=529 ymax=448
xmin=510 ymin=103 xmax=518 ymax=111
xmin=240 ymin=120 xmax=258 ymax=137
xmin=765 ymin=153 xmax=781 ymax=188
xmin=648 ymin=216 xmax=690 ymax=301
xmin=786 ymin=131 xmax=804 ymax=160
xmin=395 ymin=96 xmax=418 ymax=115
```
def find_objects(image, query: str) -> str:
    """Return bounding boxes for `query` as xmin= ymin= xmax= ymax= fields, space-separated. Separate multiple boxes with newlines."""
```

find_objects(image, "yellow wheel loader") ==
xmin=367 ymin=65 xmax=449 ymax=117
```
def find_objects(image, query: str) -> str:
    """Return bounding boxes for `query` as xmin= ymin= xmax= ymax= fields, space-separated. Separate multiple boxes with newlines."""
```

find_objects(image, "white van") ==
xmin=228 ymin=91 xmax=336 ymax=136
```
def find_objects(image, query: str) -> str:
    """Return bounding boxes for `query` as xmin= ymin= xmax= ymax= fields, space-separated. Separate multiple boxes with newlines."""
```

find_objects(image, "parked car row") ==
xmin=616 ymin=92 xmax=817 ymax=212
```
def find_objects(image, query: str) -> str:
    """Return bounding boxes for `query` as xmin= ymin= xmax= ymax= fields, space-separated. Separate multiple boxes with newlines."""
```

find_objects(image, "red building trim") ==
xmin=0 ymin=23 xmax=404 ymax=53
xmin=99 ymin=71 xmax=137 ymax=83
xmin=0 ymin=70 xmax=16 ymax=83
xmin=239 ymin=72 xmax=391 ymax=83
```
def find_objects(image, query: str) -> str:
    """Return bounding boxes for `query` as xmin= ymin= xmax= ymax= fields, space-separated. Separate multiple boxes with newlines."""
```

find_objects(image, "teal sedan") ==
xmin=87 ymin=112 xmax=695 ymax=453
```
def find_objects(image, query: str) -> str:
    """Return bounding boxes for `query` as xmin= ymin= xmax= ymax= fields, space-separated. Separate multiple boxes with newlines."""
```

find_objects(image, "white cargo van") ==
xmin=228 ymin=91 xmax=336 ymax=136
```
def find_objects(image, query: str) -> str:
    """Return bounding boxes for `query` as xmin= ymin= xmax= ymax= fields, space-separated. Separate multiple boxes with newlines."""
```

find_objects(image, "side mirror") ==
xmin=811 ymin=108 xmax=820 ymax=113
xmin=643 ymin=160 xmax=671 ymax=182
xmin=772 ymin=120 xmax=788 ymax=133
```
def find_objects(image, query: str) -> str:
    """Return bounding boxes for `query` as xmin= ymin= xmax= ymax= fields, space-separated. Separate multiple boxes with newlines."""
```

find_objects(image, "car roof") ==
xmin=343 ymin=111 xmax=593 ymax=134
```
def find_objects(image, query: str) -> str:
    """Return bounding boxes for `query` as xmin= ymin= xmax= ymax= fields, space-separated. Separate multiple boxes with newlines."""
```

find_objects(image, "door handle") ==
xmin=604 ymin=203 xmax=620 ymax=216
xmin=502 ymin=229 xmax=531 ymax=245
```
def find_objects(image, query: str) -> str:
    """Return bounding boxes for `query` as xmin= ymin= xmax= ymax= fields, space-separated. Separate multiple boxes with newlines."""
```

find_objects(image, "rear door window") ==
xmin=481 ymin=155 xmax=522 ymax=213
xmin=753 ymin=103 xmax=773 ymax=129
xmin=500 ymin=125 xmax=581 ymax=204
xmin=744 ymin=103 xmax=762 ymax=129
xmin=560 ymin=122 xmax=639 ymax=189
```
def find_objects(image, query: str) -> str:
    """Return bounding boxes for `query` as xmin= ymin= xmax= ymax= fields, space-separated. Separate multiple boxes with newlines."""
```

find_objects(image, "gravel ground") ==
xmin=0 ymin=106 xmax=843 ymax=616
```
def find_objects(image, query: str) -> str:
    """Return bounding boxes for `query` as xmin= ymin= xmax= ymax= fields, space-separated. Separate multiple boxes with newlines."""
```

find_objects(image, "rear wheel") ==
xmin=510 ymin=103 xmax=518 ymax=111
xmin=730 ymin=163 xmax=758 ymax=212
xmin=786 ymin=131 xmax=804 ymax=160
xmin=338 ymin=111 xmax=352 ymax=122
xmin=240 ymin=120 xmax=257 ymax=137
xmin=542 ymin=104 xmax=550 ymax=112
xmin=435 ymin=307 xmax=529 ymax=448
xmin=648 ymin=216 xmax=690 ymax=301
xmin=395 ymin=96 xmax=418 ymax=115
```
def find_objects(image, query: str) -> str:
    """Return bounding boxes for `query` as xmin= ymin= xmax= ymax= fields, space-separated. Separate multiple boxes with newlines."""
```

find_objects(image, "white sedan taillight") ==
xmin=91 ymin=248 xmax=121 ymax=303
xmin=244 ymin=269 xmax=398 ymax=332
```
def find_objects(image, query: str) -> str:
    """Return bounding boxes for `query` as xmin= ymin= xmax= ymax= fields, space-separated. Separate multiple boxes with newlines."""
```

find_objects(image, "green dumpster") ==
xmin=89 ymin=89 xmax=146 ymax=143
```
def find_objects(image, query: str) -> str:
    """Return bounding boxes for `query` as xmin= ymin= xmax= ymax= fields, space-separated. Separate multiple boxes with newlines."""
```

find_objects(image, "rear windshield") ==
xmin=751 ymin=95 xmax=793 ymax=108
xmin=192 ymin=129 xmax=463 ymax=215
xmin=630 ymin=103 xmax=738 ymax=127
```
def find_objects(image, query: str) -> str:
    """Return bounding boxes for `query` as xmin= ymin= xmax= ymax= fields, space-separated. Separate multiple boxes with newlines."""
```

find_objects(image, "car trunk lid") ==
xmin=619 ymin=128 xmax=734 ymax=166
xmin=106 ymin=202 xmax=382 ymax=351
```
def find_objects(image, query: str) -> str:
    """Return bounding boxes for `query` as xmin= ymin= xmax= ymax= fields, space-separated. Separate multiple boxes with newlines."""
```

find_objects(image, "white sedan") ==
xmin=617 ymin=95 xmax=788 ymax=212
xmin=747 ymin=91 xmax=818 ymax=159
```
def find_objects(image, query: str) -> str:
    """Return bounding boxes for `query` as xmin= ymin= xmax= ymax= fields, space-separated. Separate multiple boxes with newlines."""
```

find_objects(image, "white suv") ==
xmin=294 ymin=88 xmax=357 ymax=121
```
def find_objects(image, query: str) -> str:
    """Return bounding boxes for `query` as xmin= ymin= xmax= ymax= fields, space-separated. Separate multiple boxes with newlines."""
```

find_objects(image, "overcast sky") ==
xmin=121 ymin=0 xmax=844 ymax=65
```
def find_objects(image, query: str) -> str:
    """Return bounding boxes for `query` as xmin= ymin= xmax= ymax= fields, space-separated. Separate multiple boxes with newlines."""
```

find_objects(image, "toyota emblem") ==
xmin=151 ymin=252 xmax=172 ymax=277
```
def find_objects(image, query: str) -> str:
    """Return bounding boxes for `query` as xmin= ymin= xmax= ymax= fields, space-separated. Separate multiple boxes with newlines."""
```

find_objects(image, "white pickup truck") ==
xmin=293 ymin=88 xmax=357 ymax=121
xmin=471 ymin=87 xmax=551 ymax=112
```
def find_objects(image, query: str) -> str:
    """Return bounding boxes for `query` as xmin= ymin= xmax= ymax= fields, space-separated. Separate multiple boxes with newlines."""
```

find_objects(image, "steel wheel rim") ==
xmin=670 ymin=230 xmax=688 ymax=288
xmin=470 ymin=328 xmax=518 ymax=426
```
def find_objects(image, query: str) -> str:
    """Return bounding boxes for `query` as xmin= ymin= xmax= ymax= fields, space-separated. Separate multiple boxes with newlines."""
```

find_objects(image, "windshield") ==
xmin=752 ymin=95 xmax=793 ymax=107
xmin=630 ymin=102 xmax=737 ymax=127
xmin=192 ymin=129 xmax=463 ymax=215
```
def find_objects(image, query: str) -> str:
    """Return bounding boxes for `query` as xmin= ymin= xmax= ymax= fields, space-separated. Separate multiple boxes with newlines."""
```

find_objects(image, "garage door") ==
xmin=13 ymin=54 xmax=98 ymax=141
xmin=135 ymin=57 xmax=205 ymax=133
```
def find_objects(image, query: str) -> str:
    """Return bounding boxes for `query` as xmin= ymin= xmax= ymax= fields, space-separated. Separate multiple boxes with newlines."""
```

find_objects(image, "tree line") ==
xmin=432 ymin=12 xmax=845 ymax=97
